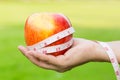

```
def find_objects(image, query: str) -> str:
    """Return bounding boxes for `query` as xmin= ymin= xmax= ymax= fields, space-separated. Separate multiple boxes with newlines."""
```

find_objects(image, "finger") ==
xmin=34 ymin=60 xmax=58 ymax=71
xmin=31 ymin=53 xmax=63 ymax=66
xmin=27 ymin=52 xmax=58 ymax=70
xmin=18 ymin=46 xmax=59 ymax=70
xmin=18 ymin=45 xmax=28 ymax=56
xmin=18 ymin=46 xmax=36 ymax=61
xmin=33 ymin=53 xmax=57 ymax=63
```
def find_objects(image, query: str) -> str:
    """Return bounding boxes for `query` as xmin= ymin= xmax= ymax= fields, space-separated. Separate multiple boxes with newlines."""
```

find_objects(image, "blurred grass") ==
xmin=0 ymin=0 xmax=120 ymax=80
xmin=1 ymin=0 xmax=120 ymax=28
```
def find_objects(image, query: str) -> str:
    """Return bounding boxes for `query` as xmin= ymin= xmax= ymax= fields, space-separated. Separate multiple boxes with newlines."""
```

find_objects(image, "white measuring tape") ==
xmin=98 ymin=42 xmax=120 ymax=80
xmin=27 ymin=27 xmax=75 ymax=54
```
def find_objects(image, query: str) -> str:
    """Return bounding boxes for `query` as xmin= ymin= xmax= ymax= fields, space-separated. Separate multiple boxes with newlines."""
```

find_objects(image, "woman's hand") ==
xmin=18 ymin=38 xmax=109 ymax=72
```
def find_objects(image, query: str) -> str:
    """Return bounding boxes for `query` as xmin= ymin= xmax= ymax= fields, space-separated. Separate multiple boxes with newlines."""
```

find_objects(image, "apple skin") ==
xmin=25 ymin=13 xmax=73 ymax=56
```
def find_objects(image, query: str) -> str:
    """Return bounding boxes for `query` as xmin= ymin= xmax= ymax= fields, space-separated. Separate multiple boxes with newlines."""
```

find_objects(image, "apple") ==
xmin=24 ymin=12 xmax=73 ymax=56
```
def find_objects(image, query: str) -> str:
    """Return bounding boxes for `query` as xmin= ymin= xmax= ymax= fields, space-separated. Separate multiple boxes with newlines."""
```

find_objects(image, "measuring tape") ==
xmin=98 ymin=42 xmax=120 ymax=80
xmin=27 ymin=27 xmax=75 ymax=54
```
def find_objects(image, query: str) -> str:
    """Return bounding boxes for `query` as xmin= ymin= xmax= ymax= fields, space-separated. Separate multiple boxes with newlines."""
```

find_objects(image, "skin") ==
xmin=18 ymin=38 xmax=120 ymax=73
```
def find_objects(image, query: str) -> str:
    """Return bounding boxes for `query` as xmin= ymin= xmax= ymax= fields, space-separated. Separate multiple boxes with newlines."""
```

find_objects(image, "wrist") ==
xmin=90 ymin=41 xmax=110 ymax=62
xmin=106 ymin=41 xmax=120 ymax=63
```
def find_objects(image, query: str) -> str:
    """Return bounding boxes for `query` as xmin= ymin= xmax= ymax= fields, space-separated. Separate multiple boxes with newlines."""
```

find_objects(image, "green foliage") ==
xmin=0 ymin=1 xmax=120 ymax=80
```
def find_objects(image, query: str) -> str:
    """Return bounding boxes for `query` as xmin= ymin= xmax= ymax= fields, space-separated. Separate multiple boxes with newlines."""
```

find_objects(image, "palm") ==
xmin=18 ymin=38 xmax=95 ymax=72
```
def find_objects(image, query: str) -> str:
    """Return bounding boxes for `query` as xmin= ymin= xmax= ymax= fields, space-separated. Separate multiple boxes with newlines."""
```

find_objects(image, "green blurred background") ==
xmin=0 ymin=0 xmax=120 ymax=80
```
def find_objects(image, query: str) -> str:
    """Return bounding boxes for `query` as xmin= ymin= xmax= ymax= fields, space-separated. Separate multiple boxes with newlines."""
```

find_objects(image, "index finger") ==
xmin=31 ymin=53 xmax=63 ymax=66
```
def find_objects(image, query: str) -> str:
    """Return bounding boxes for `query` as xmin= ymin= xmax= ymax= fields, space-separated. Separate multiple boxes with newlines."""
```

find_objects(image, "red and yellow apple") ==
xmin=24 ymin=12 xmax=73 ymax=56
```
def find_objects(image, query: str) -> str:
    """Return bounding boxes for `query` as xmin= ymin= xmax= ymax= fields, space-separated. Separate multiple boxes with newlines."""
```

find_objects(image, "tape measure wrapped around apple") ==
xmin=24 ymin=12 xmax=75 ymax=56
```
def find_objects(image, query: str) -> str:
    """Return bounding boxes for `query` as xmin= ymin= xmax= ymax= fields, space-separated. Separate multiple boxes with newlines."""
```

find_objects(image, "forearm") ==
xmin=91 ymin=41 xmax=120 ymax=63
